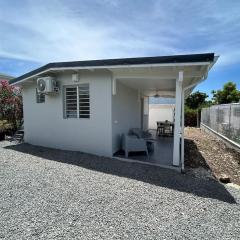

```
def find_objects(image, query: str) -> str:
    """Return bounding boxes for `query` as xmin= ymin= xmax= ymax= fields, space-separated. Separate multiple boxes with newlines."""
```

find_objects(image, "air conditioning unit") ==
xmin=37 ymin=77 xmax=58 ymax=94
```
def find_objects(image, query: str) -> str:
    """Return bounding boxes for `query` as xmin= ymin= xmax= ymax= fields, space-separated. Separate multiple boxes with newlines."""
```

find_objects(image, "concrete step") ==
xmin=12 ymin=130 xmax=24 ymax=142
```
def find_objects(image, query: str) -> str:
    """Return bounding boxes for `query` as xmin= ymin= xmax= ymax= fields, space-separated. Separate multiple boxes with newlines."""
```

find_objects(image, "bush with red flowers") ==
xmin=0 ymin=80 xmax=22 ymax=138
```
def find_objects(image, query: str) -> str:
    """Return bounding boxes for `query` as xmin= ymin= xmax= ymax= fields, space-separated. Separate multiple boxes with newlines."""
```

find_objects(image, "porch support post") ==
xmin=143 ymin=96 xmax=149 ymax=115
xmin=181 ymin=90 xmax=185 ymax=171
xmin=143 ymin=96 xmax=149 ymax=130
xmin=173 ymin=71 xmax=183 ymax=166
xmin=112 ymin=77 xmax=116 ymax=95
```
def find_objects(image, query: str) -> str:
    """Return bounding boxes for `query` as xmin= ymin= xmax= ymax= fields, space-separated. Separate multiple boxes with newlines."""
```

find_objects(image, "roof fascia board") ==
xmin=183 ymin=56 xmax=219 ymax=92
xmin=11 ymin=61 xmax=212 ymax=85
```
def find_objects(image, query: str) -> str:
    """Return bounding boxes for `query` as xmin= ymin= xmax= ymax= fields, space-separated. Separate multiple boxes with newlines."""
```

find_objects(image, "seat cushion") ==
xmin=129 ymin=128 xmax=152 ymax=138
xmin=129 ymin=128 xmax=142 ymax=138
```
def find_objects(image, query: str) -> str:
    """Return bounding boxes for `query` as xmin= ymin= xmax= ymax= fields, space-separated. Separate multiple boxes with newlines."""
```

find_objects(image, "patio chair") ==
xmin=122 ymin=134 xmax=148 ymax=158
xmin=156 ymin=122 xmax=164 ymax=136
xmin=129 ymin=128 xmax=154 ymax=152
xmin=163 ymin=120 xmax=173 ymax=136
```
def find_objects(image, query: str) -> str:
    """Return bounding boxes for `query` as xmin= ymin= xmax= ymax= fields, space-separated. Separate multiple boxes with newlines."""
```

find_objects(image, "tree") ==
xmin=184 ymin=91 xmax=209 ymax=127
xmin=0 ymin=80 xmax=22 ymax=129
xmin=211 ymin=81 xmax=240 ymax=104
xmin=185 ymin=91 xmax=209 ymax=109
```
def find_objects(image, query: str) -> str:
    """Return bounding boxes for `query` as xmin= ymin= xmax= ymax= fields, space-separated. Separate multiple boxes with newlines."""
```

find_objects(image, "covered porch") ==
xmin=111 ymin=55 xmax=217 ymax=170
xmin=114 ymin=132 xmax=174 ymax=167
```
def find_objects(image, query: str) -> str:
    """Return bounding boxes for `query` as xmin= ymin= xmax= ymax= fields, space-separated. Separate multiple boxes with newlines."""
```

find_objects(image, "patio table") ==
xmin=157 ymin=121 xmax=174 ymax=136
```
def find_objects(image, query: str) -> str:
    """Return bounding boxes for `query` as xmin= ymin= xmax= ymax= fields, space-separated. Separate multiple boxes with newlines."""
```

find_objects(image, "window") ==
xmin=36 ymin=89 xmax=45 ymax=103
xmin=64 ymin=84 xmax=90 ymax=119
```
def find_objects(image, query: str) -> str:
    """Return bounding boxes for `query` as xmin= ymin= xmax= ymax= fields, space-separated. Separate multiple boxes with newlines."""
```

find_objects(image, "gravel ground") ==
xmin=0 ymin=141 xmax=240 ymax=240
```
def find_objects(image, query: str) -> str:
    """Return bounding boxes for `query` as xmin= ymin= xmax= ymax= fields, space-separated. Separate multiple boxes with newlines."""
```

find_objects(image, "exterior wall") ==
xmin=148 ymin=104 xmax=174 ymax=129
xmin=112 ymin=81 xmax=141 ymax=154
xmin=22 ymin=70 xmax=113 ymax=157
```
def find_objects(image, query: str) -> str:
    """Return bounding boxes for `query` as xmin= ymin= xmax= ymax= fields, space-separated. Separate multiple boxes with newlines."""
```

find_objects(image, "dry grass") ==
xmin=185 ymin=127 xmax=240 ymax=185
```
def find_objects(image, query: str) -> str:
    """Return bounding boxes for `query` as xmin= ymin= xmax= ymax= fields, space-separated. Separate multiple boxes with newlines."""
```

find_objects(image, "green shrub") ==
xmin=184 ymin=106 xmax=200 ymax=127
xmin=0 ymin=120 xmax=14 ymax=133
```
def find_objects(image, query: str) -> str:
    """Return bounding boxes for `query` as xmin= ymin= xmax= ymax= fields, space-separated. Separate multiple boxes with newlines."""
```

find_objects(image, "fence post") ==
xmin=197 ymin=111 xmax=199 ymax=127
xmin=229 ymin=104 xmax=232 ymax=138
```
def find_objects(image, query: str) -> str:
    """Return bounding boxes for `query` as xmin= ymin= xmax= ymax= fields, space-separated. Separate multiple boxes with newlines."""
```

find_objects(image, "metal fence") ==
xmin=201 ymin=103 xmax=240 ymax=144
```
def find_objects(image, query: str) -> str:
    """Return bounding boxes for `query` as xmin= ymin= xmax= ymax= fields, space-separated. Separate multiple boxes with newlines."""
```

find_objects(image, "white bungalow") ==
xmin=10 ymin=53 xmax=218 ymax=171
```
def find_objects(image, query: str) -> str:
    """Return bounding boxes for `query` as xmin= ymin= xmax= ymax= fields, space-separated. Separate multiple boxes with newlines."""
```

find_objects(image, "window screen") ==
xmin=36 ymin=89 xmax=45 ymax=103
xmin=65 ymin=87 xmax=78 ymax=118
xmin=65 ymin=84 xmax=90 ymax=119
xmin=78 ymin=85 xmax=90 ymax=118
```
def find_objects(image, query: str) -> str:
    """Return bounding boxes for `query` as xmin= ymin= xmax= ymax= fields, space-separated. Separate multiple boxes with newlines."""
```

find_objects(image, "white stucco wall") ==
xmin=22 ymin=70 xmax=113 ymax=157
xmin=148 ymin=104 xmax=175 ymax=129
xmin=112 ymin=81 xmax=141 ymax=154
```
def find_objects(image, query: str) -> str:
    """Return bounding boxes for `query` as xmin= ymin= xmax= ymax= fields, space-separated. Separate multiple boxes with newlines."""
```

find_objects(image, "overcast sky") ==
xmin=0 ymin=0 xmax=239 ymax=96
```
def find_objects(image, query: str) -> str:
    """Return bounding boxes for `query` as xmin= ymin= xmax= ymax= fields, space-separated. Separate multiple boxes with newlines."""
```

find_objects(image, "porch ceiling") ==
xmin=111 ymin=64 xmax=209 ymax=97
xmin=117 ymin=77 xmax=176 ymax=97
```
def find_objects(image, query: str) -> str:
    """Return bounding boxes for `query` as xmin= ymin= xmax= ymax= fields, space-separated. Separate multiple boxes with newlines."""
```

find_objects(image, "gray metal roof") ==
xmin=10 ymin=53 xmax=215 ymax=84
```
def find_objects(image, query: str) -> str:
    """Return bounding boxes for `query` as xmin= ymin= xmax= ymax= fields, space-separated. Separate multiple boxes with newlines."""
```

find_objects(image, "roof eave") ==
xmin=10 ymin=61 xmax=214 ymax=86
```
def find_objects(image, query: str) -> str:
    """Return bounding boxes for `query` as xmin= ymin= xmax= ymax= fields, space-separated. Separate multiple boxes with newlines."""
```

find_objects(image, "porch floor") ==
xmin=114 ymin=135 xmax=173 ymax=167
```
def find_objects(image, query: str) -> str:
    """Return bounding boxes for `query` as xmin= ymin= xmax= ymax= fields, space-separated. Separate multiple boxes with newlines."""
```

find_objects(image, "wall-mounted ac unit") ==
xmin=37 ymin=77 xmax=59 ymax=94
